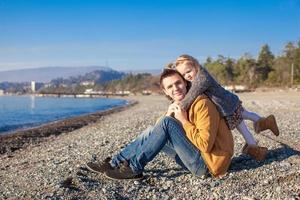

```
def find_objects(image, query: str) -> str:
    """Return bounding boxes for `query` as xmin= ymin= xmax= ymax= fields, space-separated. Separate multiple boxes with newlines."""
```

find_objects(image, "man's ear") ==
xmin=162 ymin=88 xmax=172 ymax=101
xmin=164 ymin=94 xmax=173 ymax=101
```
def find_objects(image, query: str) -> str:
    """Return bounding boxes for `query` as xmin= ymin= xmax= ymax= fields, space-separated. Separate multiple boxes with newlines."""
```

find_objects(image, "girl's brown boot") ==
xmin=242 ymin=144 xmax=268 ymax=161
xmin=254 ymin=115 xmax=279 ymax=136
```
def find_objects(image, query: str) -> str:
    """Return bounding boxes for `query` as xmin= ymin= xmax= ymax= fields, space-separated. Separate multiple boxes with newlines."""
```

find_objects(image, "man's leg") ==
xmin=110 ymin=116 xmax=207 ymax=177
xmin=86 ymin=126 xmax=155 ymax=174
xmin=157 ymin=117 xmax=207 ymax=177
xmin=111 ymin=126 xmax=188 ymax=171
xmin=110 ymin=126 xmax=155 ymax=167
xmin=161 ymin=141 xmax=187 ymax=170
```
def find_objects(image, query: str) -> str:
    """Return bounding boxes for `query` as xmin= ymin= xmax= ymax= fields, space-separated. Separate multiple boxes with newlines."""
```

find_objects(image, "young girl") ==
xmin=171 ymin=54 xmax=279 ymax=161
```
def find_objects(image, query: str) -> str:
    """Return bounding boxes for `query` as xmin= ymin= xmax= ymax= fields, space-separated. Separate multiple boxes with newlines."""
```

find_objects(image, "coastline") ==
xmin=0 ymin=99 xmax=138 ymax=154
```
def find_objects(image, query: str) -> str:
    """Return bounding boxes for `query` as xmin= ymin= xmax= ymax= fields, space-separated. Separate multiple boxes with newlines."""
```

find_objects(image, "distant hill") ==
xmin=122 ymin=69 xmax=161 ymax=75
xmin=50 ymin=69 xmax=125 ymax=86
xmin=0 ymin=66 xmax=112 ymax=82
xmin=104 ymin=73 xmax=161 ymax=93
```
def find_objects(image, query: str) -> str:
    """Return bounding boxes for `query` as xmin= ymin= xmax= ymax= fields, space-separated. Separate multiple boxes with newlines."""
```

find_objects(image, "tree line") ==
xmin=2 ymin=39 xmax=299 ymax=95
xmin=203 ymin=39 xmax=300 ymax=87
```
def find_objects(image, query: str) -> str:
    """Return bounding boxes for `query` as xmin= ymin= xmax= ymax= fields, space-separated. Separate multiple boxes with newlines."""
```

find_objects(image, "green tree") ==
xmin=257 ymin=44 xmax=275 ymax=81
xmin=225 ymin=58 xmax=235 ymax=83
xmin=284 ymin=42 xmax=295 ymax=59
xmin=267 ymin=56 xmax=290 ymax=86
xmin=205 ymin=56 xmax=228 ymax=85
xmin=235 ymin=56 xmax=257 ymax=86
xmin=205 ymin=56 xmax=212 ymax=64
xmin=270 ymin=40 xmax=300 ymax=85
xmin=293 ymin=40 xmax=300 ymax=84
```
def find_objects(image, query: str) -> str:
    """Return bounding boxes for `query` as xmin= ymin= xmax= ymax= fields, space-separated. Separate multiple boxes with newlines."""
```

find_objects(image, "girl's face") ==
xmin=176 ymin=61 xmax=197 ymax=81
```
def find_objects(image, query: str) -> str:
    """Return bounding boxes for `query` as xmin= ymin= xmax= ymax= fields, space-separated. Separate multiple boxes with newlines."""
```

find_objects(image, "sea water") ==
xmin=0 ymin=95 xmax=128 ymax=134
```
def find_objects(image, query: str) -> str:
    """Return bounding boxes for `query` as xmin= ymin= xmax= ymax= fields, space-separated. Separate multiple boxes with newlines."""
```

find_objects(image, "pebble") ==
xmin=280 ymin=162 xmax=291 ymax=168
xmin=242 ymin=196 xmax=255 ymax=200
xmin=276 ymin=186 xmax=281 ymax=193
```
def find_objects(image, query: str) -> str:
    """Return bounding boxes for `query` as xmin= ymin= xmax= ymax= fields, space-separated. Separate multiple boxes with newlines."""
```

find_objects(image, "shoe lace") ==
xmin=117 ymin=161 xmax=130 ymax=173
xmin=104 ymin=157 xmax=111 ymax=162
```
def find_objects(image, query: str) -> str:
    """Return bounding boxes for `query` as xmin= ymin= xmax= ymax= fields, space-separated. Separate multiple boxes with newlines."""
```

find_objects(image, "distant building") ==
xmin=224 ymin=85 xmax=249 ymax=93
xmin=44 ymin=83 xmax=52 ymax=88
xmin=116 ymin=90 xmax=131 ymax=95
xmin=84 ymin=88 xmax=94 ymax=94
xmin=142 ymin=90 xmax=152 ymax=95
xmin=31 ymin=81 xmax=36 ymax=92
xmin=0 ymin=89 xmax=4 ymax=95
xmin=80 ymin=81 xmax=95 ymax=86
xmin=60 ymin=84 xmax=68 ymax=87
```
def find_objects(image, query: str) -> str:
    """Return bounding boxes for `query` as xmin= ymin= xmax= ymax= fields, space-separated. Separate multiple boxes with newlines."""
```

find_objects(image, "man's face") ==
xmin=162 ymin=73 xmax=187 ymax=102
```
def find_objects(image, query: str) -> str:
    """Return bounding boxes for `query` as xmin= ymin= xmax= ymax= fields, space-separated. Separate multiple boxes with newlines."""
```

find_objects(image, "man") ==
xmin=86 ymin=69 xmax=234 ymax=179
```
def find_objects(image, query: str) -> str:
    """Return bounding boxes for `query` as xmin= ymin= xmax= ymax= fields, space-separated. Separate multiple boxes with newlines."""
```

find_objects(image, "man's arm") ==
xmin=180 ymin=68 xmax=211 ymax=110
xmin=182 ymin=98 xmax=220 ymax=153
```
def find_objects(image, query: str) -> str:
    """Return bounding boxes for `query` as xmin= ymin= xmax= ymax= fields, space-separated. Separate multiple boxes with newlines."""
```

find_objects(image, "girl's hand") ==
xmin=166 ymin=103 xmax=176 ymax=117
xmin=173 ymin=103 xmax=189 ymax=124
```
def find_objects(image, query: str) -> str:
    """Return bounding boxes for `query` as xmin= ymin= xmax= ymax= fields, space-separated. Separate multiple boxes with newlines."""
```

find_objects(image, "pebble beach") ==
xmin=0 ymin=91 xmax=300 ymax=199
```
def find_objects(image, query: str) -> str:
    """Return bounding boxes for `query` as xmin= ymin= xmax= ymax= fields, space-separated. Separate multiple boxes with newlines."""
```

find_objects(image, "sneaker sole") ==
xmin=270 ymin=115 xmax=280 ymax=136
xmin=104 ymin=173 xmax=143 ymax=181
xmin=85 ymin=163 xmax=104 ymax=174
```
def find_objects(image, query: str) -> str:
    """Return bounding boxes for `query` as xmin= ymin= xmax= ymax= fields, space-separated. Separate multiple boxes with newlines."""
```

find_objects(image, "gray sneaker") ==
xmin=105 ymin=160 xmax=143 ymax=180
xmin=86 ymin=157 xmax=113 ymax=173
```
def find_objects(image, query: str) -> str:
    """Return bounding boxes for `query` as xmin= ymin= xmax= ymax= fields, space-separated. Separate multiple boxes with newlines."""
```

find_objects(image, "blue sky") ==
xmin=0 ymin=0 xmax=300 ymax=71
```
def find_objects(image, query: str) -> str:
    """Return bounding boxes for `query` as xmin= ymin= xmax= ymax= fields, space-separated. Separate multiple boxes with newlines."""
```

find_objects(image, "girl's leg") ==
xmin=241 ymin=108 xmax=261 ymax=122
xmin=242 ymin=108 xmax=279 ymax=136
xmin=237 ymin=121 xmax=267 ymax=161
xmin=236 ymin=121 xmax=257 ymax=145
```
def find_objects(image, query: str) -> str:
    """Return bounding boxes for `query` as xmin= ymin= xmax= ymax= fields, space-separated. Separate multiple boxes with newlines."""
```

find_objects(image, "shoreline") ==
xmin=0 ymin=94 xmax=132 ymax=135
xmin=0 ymin=99 xmax=138 ymax=154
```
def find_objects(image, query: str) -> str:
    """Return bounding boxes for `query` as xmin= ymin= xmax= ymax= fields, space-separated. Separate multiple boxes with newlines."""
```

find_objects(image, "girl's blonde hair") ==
xmin=175 ymin=54 xmax=201 ymax=69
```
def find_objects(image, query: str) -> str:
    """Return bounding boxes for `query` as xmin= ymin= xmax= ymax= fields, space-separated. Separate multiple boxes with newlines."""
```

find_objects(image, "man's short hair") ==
xmin=159 ymin=68 xmax=186 ymax=89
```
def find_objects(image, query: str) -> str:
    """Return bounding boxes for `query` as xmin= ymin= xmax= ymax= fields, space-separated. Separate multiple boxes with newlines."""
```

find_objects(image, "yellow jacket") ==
xmin=182 ymin=95 xmax=234 ymax=177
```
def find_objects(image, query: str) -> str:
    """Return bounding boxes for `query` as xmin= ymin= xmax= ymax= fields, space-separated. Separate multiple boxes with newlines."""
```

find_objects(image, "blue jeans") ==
xmin=110 ymin=116 xmax=207 ymax=177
